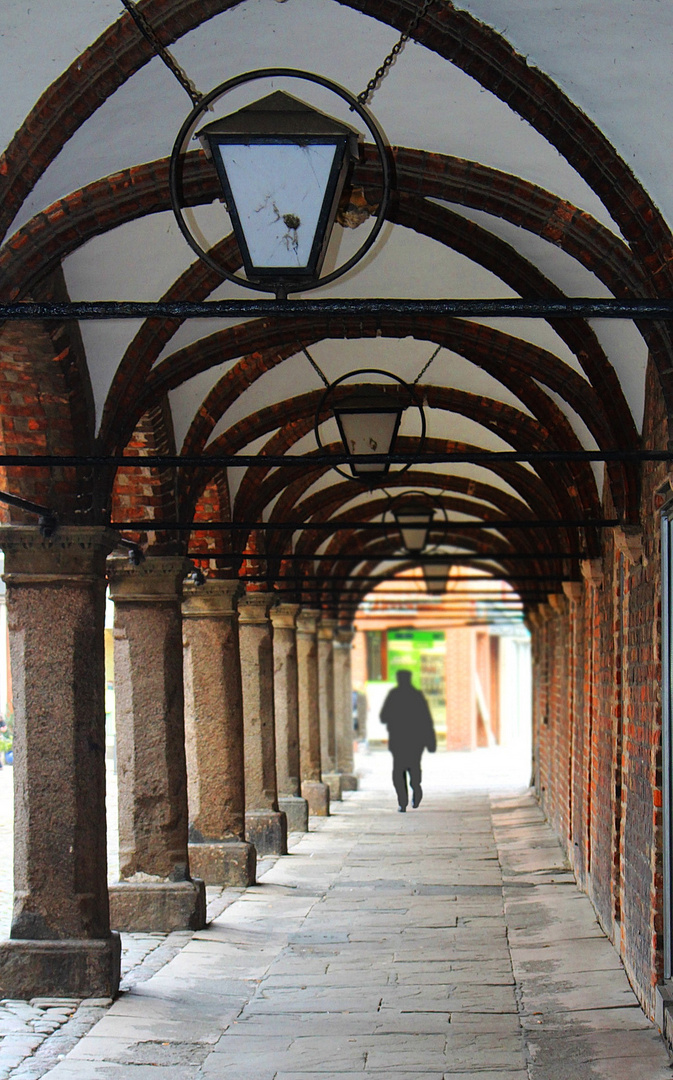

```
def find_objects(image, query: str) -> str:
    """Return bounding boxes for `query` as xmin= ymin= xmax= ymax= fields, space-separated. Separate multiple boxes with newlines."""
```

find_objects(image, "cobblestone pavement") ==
xmin=1 ymin=748 xmax=672 ymax=1079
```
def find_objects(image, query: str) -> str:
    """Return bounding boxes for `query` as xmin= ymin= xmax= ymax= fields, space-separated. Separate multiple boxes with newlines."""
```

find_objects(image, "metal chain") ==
xmin=412 ymin=344 xmax=442 ymax=385
xmin=120 ymin=0 xmax=204 ymax=106
xmin=301 ymin=346 xmax=330 ymax=387
xmin=357 ymin=0 xmax=438 ymax=105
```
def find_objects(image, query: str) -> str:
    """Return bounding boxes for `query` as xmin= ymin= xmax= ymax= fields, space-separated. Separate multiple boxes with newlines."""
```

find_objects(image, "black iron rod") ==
xmin=188 ymin=551 xmax=576 ymax=561
xmin=0 ymin=450 xmax=668 ymax=467
xmin=113 ymin=517 xmax=619 ymax=531
xmin=3 ymin=298 xmax=673 ymax=320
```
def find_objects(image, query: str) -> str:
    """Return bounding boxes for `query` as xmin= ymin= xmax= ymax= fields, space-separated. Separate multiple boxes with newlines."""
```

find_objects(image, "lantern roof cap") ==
xmin=197 ymin=90 xmax=361 ymax=142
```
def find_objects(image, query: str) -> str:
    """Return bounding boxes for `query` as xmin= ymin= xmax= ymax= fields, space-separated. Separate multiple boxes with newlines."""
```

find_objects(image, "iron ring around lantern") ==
xmin=314 ymin=369 xmax=426 ymax=483
xmin=169 ymin=68 xmax=392 ymax=296
xmin=384 ymin=489 xmax=450 ymax=555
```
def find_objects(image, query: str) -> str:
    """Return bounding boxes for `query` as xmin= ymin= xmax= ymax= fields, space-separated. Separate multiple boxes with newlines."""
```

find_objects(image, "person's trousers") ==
xmin=392 ymin=756 xmax=422 ymax=809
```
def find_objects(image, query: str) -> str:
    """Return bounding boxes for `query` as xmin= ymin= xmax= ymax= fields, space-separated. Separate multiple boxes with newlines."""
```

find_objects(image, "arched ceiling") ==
xmin=1 ymin=0 xmax=671 ymax=618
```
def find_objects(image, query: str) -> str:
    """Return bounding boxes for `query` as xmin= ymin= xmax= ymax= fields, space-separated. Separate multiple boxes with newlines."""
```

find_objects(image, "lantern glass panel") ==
xmin=423 ymin=562 xmax=452 ymax=594
xmin=394 ymin=509 xmax=433 ymax=553
xmin=215 ymin=141 xmax=339 ymax=270
xmin=335 ymin=407 xmax=403 ymax=476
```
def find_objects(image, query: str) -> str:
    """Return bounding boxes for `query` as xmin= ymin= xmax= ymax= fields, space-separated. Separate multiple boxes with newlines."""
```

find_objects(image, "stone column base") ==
xmin=301 ymin=780 xmax=330 ymax=817
xmin=340 ymin=773 xmax=359 ymax=791
xmin=0 ymin=934 xmax=121 ymax=1000
xmin=278 ymin=795 xmax=309 ymax=833
xmin=109 ymin=879 xmax=206 ymax=932
xmin=188 ymin=841 xmax=256 ymax=887
xmin=322 ymin=772 xmax=343 ymax=801
xmin=245 ymin=809 xmax=288 ymax=856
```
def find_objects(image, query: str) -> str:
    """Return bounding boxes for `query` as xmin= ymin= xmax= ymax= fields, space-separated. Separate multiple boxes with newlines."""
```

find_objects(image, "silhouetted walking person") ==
xmin=380 ymin=670 xmax=436 ymax=812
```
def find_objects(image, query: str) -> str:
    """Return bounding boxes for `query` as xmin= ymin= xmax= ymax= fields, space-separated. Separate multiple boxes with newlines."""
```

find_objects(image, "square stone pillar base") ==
xmin=245 ymin=810 xmax=288 ymax=856
xmin=278 ymin=795 xmax=309 ymax=833
xmin=322 ymin=772 xmax=343 ymax=801
xmin=188 ymin=841 xmax=256 ymax=887
xmin=109 ymin=879 xmax=206 ymax=932
xmin=0 ymin=934 xmax=121 ymax=1000
xmin=301 ymin=780 xmax=330 ymax=817
xmin=340 ymin=773 xmax=359 ymax=791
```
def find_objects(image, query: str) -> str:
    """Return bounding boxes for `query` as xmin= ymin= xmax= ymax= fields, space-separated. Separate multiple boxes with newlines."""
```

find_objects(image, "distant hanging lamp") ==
xmin=170 ymin=69 xmax=391 ymax=299
xmin=387 ymin=490 xmax=448 ymax=554
xmin=315 ymin=370 xmax=425 ymax=482
xmin=422 ymin=560 xmax=453 ymax=595
xmin=392 ymin=497 xmax=435 ymax=554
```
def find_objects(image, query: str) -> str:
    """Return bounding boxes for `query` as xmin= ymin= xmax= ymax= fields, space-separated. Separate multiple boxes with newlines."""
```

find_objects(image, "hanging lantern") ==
xmin=392 ymin=500 xmax=435 ymax=553
xmin=196 ymin=91 xmax=360 ymax=288
xmin=332 ymin=386 xmax=406 ymax=478
xmin=315 ymin=369 xmax=425 ymax=483
xmin=423 ymin=561 xmax=452 ymax=595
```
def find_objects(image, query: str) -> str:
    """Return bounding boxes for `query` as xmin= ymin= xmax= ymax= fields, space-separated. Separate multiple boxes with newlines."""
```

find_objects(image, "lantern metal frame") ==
xmin=169 ymin=68 xmax=392 ymax=297
xmin=384 ymin=489 xmax=450 ymax=555
xmin=422 ymin=559 xmax=453 ymax=595
xmin=314 ymin=369 xmax=426 ymax=483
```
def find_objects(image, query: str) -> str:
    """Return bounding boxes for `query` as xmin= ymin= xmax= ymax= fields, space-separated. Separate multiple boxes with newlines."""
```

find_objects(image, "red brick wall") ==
xmin=534 ymin=356 xmax=669 ymax=1018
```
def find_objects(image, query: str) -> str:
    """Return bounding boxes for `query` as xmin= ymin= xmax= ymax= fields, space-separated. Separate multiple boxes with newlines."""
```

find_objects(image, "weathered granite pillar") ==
xmin=238 ymin=591 xmax=287 ymax=855
xmin=318 ymin=616 xmax=342 ymax=801
xmin=107 ymin=556 xmax=206 ymax=932
xmin=182 ymin=579 xmax=256 ymax=886
xmin=0 ymin=526 xmax=121 ymax=999
xmin=296 ymin=608 xmax=329 ymax=816
xmin=271 ymin=603 xmax=309 ymax=833
xmin=334 ymin=628 xmax=358 ymax=791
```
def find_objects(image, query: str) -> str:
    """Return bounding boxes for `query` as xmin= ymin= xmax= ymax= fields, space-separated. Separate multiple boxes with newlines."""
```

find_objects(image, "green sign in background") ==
xmin=386 ymin=629 xmax=446 ymax=732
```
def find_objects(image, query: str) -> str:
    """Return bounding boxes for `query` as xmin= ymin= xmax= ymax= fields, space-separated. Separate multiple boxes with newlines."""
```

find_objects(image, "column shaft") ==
xmin=0 ymin=527 xmax=120 ymax=999
xmin=238 ymin=592 xmax=287 ymax=855
xmin=334 ymin=628 xmax=358 ymax=790
xmin=107 ymin=556 xmax=205 ymax=932
xmin=182 ymin=580 xmax=255 ymax=885
xmin=318 ymin=617 xmax=341 ymax=801
xmin=296 ymin=609 xmax=329 ymax=816
xmin=271 ymin=603 xmax=308 ymax=832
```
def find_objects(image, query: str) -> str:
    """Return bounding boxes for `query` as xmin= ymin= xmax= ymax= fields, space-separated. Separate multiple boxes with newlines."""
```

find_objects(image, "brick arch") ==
xmin=2 ymin=0 xmax=671 ymax=294
xmin=0 ymin=150 xmax=653 ymax=438
xmin=270 ymin=482 xmax=557 ymax=567
xmin=207 ymin=385 xmax=597 ymax=521
xmin=156 ymin=311 xmax=611 ymax=513
xmin=110 ymin=397 xmax=183 ymax=553
xmin=0 ymin=272 xmax=95 ymax=519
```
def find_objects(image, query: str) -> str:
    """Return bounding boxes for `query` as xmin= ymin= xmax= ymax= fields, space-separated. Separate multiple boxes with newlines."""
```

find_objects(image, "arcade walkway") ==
xmin=3 ymin=748 xmax=672 ymax=1079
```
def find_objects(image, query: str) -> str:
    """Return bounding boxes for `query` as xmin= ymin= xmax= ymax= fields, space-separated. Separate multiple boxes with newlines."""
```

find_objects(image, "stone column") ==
xmin=238 ymin=592 xmax=287 ymax=855
xmin=107 ymin=556 xmax=206 ymax=933
xmin=296 ymin=608 xmax=329 ymax=816
xmin=182 ymin=580 xmax=255 ymax=886
xmin=334 ymin=628 xmax=358 ymax=791
xmin=318 ymin=617 xmax=342 ymax=801
xmin=271 ymin=603 xmax=308 ymax=833
xmin=0 ymin=526 xmax=121 ymax=999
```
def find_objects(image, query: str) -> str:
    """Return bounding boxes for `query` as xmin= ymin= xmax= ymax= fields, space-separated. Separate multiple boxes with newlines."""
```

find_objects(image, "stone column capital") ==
xmin=581 ymin=558 xmax=603 ymax=589
xmin=318 ymin=616 xmax=339 ymax=641
xmin=182 ymin=578 xmax=242 ymax=618
xmin=0 ymin=525 xmax=118 ymax=583
xmin=107 ymin=555 xmax=192 ymax=603
xmin=547 ymin=592 xmax=567 ymax=615
xmin=237 ymin=590 xmax=276 ymax=625
xmin=297 ymin=608 xmax=320 ymax=636
xmin=335 ymin=627 xmax=355 ymax=647
xmin=562 ymin=581 xmax=584 ymax=604
xmin=270 ymin=603 xmax=300 ymax=630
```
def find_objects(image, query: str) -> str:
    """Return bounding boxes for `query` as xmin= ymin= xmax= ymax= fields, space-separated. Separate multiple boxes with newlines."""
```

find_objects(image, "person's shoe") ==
xmin=412 ymin=788 xmax=422 ymax=808
xmin=398 ymin=805 xmax=406 ymax=813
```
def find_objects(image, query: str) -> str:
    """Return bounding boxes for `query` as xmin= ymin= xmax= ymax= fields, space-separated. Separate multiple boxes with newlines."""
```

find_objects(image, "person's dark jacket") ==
xmin=380 ymin=680 xmax=437 ymax=760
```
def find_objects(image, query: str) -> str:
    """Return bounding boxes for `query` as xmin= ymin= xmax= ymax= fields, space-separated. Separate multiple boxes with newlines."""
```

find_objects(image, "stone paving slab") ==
xmin=2 ymin=748 xmax=673 ymax=1079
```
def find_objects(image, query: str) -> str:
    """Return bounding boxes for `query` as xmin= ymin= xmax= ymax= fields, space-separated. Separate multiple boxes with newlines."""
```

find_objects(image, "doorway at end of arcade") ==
xmin=351 ymin=625 xmax=531 ymax=754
